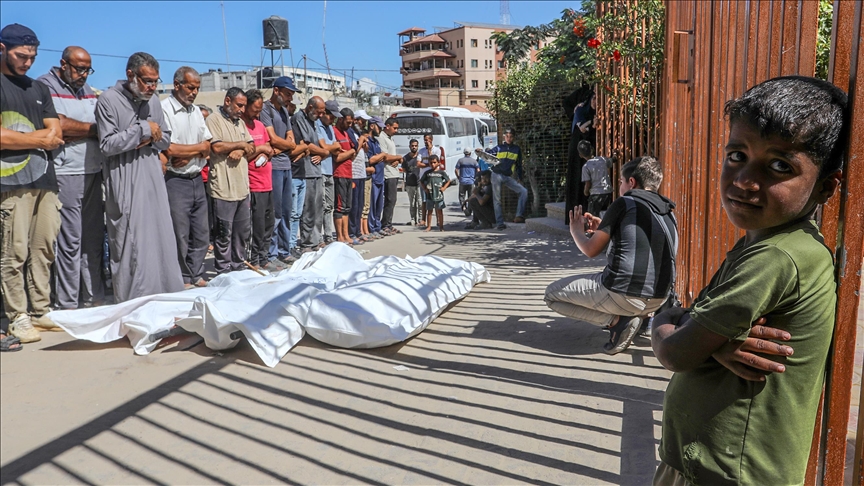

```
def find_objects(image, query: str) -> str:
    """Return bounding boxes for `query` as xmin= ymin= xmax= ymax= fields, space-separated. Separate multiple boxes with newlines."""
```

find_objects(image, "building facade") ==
xmin=398 ymin=21 xmax=544 ymax=109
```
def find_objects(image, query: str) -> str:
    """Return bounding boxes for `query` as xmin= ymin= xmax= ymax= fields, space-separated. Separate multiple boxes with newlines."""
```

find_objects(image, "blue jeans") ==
xmin=491 ymin=172 xmax=528 ymax=226
xmin=368 ymin=181 xmax=384 ymax=233
xmin=289 ymin=177 xmax=306 ymax=250
xmin=270 ymin=169 xmax=293 ymax=260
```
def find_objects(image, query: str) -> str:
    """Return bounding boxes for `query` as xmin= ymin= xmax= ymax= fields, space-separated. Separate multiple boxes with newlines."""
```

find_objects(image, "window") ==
xmin=471 ymin=39 xmax=478 ymax=47
xmin=470 ymin=100 xmax=478 ymax=105
xmin=471 ymin=80 xmax=478 ymax=88
xmin=485 ymin=80 xmax=490 ymax=89
xmin=498 ymin=60 xmax=504 ymax=69
xmin=393 ymin=116 xmax=445 ymax=136
xmin=471 ymin=59 xmax=478 ymax=68
xmin=444 ymin=117 xmax=476 ymax=137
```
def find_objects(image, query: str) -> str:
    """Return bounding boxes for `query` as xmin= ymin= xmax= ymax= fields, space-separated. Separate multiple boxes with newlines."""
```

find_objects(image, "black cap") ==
xmin=0 ymin=23 xmax=39 ymax=47
xmin=324 ymin=100 xmax=342 ymax=118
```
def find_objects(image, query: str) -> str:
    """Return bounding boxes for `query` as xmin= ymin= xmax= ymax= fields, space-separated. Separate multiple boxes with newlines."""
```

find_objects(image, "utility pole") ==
xmin=303 ymin=54 xmax=308 ymax=99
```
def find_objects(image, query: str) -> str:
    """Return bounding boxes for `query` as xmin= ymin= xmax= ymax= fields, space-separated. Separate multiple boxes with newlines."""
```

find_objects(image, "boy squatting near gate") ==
xmin=651 ymin=76 xmax=848 ymax=485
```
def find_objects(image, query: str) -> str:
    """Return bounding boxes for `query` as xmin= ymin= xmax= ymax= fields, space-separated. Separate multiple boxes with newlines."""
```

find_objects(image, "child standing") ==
xmin=579 ymin=141 xmax=613 ymax=216
xmin=651 ymin=76 xmax=848 ymax=485
xmin=420 ymin=155 xmax=451 ymax=232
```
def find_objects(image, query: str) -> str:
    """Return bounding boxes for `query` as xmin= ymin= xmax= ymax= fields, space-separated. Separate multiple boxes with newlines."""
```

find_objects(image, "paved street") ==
xmin=0 ymin=191 xmax=671 ymax=485
xmin=2 ymin=190 xmax=861 ymax=485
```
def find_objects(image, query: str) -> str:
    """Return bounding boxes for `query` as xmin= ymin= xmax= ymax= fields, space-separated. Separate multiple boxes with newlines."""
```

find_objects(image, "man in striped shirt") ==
xmin=544 ymin=156 xmax=678 ymax=355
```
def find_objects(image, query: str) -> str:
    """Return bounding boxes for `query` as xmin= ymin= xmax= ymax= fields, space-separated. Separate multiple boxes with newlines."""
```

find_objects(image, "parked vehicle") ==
xmin=390 ymin=107 xmax=496 ymax=178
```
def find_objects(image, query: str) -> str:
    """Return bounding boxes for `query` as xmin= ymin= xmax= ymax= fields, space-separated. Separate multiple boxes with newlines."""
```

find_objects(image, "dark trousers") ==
xmin=369 ymin=181 xmax=384 ymax=233
xmin=212 ymin=196 xmax=251 ymax=274
xmin=55 ymin=173 xmax=105 ymax=308
xmin=205 ymin=181 xmax=215 ymax=245
xmin=270 ymin=169 xmax=293 ymax=260
xmin=250 ymin=191 xmax=274 ymax=267
xmin=300 ymin=177 xmax=323 ymax=248
xmin=349 ymin=178 xmax=365 ymax=237
xmin=381 ymin=178 xmax=399 ymax=229
xmin=469 ymin=198 xmax=496 ymax=227
xmin=166 ymin=172 xmax=210 ymax=284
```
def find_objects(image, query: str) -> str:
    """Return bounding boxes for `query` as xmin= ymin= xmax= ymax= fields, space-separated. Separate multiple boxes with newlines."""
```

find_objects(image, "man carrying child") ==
xmin=544 ymin=156 xmax=678 ymax=355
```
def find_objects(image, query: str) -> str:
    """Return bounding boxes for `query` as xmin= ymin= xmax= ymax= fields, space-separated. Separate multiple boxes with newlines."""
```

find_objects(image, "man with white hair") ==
xmin=95 ymin=51 xmax=183 ymax=302
xmin=161 ymin=66 xmax=212 ymax=288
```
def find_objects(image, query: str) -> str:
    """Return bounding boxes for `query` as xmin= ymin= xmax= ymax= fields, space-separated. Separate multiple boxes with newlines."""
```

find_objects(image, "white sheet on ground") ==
xmin=49 ymin=243 xmax=490 ymax=367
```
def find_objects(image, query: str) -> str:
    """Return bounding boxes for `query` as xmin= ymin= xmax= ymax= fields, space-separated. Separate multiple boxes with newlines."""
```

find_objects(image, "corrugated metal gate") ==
xmin=637 ymin=0 xmax=862 ymax=483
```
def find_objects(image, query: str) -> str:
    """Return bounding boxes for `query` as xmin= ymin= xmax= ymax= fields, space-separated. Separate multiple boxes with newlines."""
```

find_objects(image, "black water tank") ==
xmin=263 ymin=16 xmax=289 ymax=49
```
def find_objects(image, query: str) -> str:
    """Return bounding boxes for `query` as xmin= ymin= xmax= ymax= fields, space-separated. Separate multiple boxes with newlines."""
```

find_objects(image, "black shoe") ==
xmin=496 ymin=224 xmax=507 ymax=230
xmin=603 ymin=316 xmax=642 ymax=355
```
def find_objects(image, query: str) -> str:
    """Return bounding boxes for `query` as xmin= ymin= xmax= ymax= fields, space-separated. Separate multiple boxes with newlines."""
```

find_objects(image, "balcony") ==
xmin=401 ymin=68 xmax=462 ymax=82
xmin=400 ymin=49 xmax=456 ymax=63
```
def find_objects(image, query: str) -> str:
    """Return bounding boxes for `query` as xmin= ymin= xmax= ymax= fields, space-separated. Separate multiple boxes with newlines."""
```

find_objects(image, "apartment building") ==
xmin=154 ymin=68 xmax=346 ymax=95
xmin=398 ymin=21 xmax=543 ymax=109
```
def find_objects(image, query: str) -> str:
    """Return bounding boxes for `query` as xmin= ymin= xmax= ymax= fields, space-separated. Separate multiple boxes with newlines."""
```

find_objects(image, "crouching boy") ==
xmin=544 ymin=156 xmax=678 ymax=355
xmin=651 ymin=76 xmax=848 ymax=485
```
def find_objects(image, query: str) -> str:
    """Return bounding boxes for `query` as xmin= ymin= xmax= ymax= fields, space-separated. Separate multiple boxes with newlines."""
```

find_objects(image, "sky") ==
xmin=0 ymin=1 xmax=578 ymax=93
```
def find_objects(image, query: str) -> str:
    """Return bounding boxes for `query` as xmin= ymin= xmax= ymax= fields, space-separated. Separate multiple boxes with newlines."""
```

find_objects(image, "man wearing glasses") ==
xmin=36 ymin=46 xmax=105 ymax=312
xmin=95 ymin=52 xmax=183 ymax=302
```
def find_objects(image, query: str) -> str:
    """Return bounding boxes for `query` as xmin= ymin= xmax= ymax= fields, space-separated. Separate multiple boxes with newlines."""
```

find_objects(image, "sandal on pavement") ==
xmin=603 ymin=316 xmax=641 ymax=355
xmin=1 ymin=334 xmax=22 ymax=352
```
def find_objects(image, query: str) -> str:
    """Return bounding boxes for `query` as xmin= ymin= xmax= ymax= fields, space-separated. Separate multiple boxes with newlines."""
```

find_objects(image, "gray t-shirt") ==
xmin=291 ymin=110 xmax=321 ymax=178
xmin=378 ymin=131 xmax=400 ymax=179
xmin=259 ymin=100 xmax=293 ymax=171
xmin=581 ymin=156 xmax=613 ymax=195
xmin=315 ymin=119 xmax=335 ymax=176
xmin=36 ymin=69 xmax=104 ymax=175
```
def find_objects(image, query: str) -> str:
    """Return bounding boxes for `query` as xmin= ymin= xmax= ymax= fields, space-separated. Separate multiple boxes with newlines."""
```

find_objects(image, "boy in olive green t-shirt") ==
xmin=651 ymin=76 xmax=849 ymax=485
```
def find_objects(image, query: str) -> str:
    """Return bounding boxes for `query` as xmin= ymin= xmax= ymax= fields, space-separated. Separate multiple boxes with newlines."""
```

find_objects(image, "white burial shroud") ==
xmin=49 ymin=243 xmax=490 ymax=367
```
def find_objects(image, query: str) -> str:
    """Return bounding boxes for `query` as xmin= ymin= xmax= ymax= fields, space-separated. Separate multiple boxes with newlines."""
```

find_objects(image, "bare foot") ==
xmin=425 ymin=225 xmax=432 ymax=232
xmin=438 ymin=226 xmax=444 ymax=232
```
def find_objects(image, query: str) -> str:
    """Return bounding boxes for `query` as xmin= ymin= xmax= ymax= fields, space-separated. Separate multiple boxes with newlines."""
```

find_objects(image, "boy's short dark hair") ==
xmin=577 ymin=140 xmax=594 ymax=159
xmin=622 ymin=156 xmax=663 ymax=191
xmin=724 ymin=75 xmax=848 ymax=177
xmin=428 ymin=154 xmax=439 ymax=162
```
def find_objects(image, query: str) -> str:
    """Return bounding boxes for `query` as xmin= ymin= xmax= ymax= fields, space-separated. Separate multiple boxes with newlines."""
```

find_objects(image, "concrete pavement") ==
xmin=1 ymin=189 xmax=672 ymax=485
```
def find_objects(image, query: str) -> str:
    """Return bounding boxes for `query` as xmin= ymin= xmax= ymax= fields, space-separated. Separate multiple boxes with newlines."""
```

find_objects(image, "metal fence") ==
xmin=649 ymin=1 xmax=863 ymax=484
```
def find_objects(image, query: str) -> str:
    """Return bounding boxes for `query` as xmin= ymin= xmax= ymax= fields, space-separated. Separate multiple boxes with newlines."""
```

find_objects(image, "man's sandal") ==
xmin=1 ymin=334 xmax=22 ymax=352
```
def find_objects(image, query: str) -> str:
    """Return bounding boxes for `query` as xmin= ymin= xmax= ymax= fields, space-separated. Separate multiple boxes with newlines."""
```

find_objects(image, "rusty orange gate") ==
xmin=650 ymin=0 xmax=862 ymax=484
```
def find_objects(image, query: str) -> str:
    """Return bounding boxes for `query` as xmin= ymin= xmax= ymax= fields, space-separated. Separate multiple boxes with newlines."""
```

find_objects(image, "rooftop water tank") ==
xmin=263 ymin=16 xmax=289 ymax=49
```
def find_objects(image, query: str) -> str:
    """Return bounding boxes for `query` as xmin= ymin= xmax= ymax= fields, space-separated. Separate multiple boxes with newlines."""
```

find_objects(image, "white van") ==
xmin=390 ymin=107 xmax=493 ymax=178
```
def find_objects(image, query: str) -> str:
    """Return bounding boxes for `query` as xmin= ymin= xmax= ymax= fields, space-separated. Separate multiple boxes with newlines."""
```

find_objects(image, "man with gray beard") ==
xmin=95 ymin=52 xmax=183 ymax=302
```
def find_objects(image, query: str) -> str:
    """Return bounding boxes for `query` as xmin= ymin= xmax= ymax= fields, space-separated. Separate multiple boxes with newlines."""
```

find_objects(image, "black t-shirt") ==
xmin=402 ymin=153 xmax=420 ymax=186
xmin=1 ymin=73 xmax=59 ymax=192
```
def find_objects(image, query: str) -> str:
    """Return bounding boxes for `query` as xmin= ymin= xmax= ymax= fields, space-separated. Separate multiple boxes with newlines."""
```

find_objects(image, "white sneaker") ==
xmin=9 ymin=314 xmax=41 ymax=343
xmin=32 ymin=312 xmax=61 ymax=331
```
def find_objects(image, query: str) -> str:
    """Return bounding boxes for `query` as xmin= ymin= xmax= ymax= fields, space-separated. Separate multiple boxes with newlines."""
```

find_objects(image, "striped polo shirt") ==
xmin=597 ymin=189 xmax=678 ymax=299
xmin=36 ymin=68 xmax=103 ymax=175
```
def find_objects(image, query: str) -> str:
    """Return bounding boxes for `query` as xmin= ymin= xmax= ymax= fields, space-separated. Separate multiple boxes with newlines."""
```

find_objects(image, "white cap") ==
xmin=354 ymin=109 xmax=373 ymax=120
